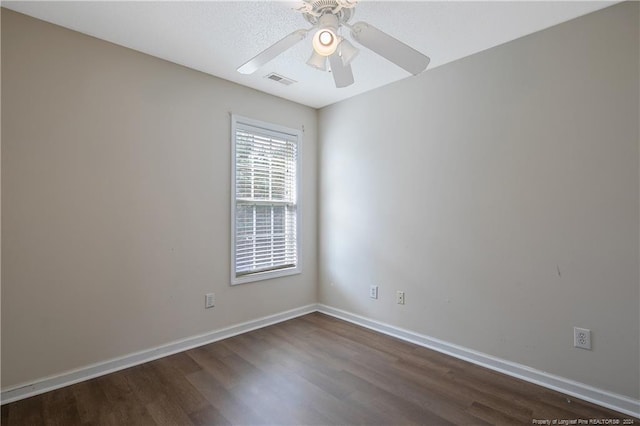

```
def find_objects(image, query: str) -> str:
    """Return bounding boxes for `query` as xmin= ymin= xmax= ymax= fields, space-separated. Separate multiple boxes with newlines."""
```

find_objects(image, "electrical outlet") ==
xmin=573 ymin=327 xmax=591 ymax=350
xmin=369 ymin=285 xmax=378 ymax=299
xmin=205 ymin=293 xmax=215 ymax=309
xmin=396 ymin=291 xmax=405 ymax=305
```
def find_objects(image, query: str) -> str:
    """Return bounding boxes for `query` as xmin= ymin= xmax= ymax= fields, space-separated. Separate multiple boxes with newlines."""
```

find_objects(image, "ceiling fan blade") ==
xmin=237 ymin=29 xmax=309 ymax=74
xmin=350 ymin=22 xmax=430 ymax=75
xmin=328 ymin=52 xmax=354 ymax=88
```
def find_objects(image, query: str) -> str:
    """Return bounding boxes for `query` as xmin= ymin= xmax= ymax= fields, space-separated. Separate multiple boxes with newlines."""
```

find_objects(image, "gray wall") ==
xmin=318 ymin=2 xmax=639 ymax=399
xmin=1 ymin=9 xmax=317 ymax=389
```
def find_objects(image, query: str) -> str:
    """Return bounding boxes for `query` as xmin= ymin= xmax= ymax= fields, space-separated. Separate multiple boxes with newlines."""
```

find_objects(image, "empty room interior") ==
xmin=1 ymin=0 xmax=639 ymax=424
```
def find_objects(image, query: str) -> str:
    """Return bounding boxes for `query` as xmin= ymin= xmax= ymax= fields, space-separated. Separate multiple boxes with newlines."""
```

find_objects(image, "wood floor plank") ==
xmin=212 ymin=350 xmax=320 ymax=425
xmin=70 ymin=379 xmax=113 ymax=424
xmin=469 ymin=400 xmax=529 ymax=425
xmin=528 ymin=398 xmax=594 ymax=423
xmin=342 ymin=349 xmax=488 ymax=424
xmin=185 ymin=369 xmax=267 ymax=425
xmin=187 ymin=346 xmax=240 ymax=388
xmin=302 ymin=313 xmax=418 ymax=358
xmin=41 ymin=386 xmax=81 ymax=426
xmin=1 ymin=403 xmax=8 ymax=425
xmin=96 ymin=373 xmax=157 ymax=425
xmin=391 ymin=358 xmax=534 ymax=422
xmin=221 ymin=333 xmax=355 ymax=425
xmin=4 ymin=394 xmax=45 ymax=425
xmin=148 ymin=355 xmax=210 ymax=415
xmin=2 ymin=312 xmax=637 ymax=425
xmin=146 ymin=395 xmax=195 ymax=426
xmin=538 ymin=393 xmax=629 ymax=420
xmin=188 ymin=405 xmax=232 ymax=426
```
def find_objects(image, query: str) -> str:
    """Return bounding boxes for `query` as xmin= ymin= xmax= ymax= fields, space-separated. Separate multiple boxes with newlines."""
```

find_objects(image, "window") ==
xmin=231 ymin=115 xmax=301 ymax=285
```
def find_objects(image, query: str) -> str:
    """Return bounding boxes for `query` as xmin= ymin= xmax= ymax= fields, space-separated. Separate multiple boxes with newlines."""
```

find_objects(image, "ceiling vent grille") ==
xmin=265 ymin=73 xmax=297 ymax=86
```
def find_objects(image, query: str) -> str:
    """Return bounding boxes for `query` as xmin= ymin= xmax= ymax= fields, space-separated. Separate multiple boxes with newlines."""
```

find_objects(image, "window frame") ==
xmin=230 ymin=114 xmax=302 ymax=285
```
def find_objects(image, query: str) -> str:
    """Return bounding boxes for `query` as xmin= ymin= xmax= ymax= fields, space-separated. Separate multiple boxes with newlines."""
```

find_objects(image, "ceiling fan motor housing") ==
xmin=302 ymin=0 xmax=355 ymax=26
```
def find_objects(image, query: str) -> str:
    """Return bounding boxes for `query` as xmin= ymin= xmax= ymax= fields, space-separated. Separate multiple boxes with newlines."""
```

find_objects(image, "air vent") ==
xmin=265 ymin=73 xmax=297 ymax=86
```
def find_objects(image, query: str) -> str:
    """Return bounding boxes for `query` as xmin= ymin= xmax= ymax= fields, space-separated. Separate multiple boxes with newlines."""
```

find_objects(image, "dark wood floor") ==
xmin=2 ymin=312 xmax=637 ymax=425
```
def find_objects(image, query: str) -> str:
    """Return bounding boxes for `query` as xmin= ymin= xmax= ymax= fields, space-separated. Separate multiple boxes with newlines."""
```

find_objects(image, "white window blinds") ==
xmin=232 ymin=116 xmax=300 ymax=284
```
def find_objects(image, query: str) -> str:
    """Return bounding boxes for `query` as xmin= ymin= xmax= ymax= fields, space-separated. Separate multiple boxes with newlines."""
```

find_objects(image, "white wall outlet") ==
xmin=396 ymin=291 xmax=405 ymax=305
xmin=205 ymin=293 xmax=215 ymax=309
xmin=369 ymin=285 xmax=378 ymax=299
xmin=573 ymin=327 xmax=591 ymax=350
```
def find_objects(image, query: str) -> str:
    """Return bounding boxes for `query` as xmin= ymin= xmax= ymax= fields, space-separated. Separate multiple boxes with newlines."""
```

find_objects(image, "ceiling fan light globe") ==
xmin=312 ymin=28 xmax=338 ymax=56
xmin=319 ymin=31 xmax=334 ymax=46
xmin=307 ymin=51 xmax=327 ymax=71
xmin=338 ymin=39 xmax=359 ymax=66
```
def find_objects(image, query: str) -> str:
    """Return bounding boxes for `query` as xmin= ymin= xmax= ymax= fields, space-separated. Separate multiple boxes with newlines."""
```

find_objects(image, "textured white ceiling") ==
xmin=3 ymin=1 xmax=616 ymax=108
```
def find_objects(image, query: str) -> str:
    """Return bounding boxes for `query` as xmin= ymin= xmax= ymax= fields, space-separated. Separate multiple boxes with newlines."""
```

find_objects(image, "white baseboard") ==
xmin=1 ymin=304 xmax=317 ymax=405
xmin=316 ymin=304 xmax=640 ymax=419
xmin=3 ymin=303 xmax=639 ymax=418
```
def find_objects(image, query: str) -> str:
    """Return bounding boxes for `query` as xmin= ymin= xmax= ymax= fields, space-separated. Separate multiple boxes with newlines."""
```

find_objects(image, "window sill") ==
xmin=231 ymin=266 xmax=301 ymax=285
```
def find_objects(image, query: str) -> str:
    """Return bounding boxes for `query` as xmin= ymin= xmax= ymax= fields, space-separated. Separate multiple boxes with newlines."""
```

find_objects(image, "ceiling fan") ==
xmin=237 ymin=0 xmax=431 ymax=88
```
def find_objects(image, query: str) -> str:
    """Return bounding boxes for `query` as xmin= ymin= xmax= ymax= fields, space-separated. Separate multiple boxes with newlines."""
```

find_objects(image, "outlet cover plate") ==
xmin=573 ymin=327 xmax=591 ymax=350
xmin=205 ymin=293 xmax=215 ymax=309
xmin=369 ymin=285 xmax=378 ymax=299
xmin=396 ymin=291 xmax=405 ymax=305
